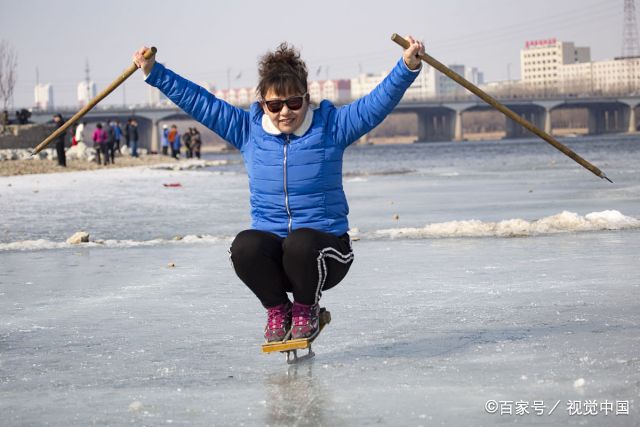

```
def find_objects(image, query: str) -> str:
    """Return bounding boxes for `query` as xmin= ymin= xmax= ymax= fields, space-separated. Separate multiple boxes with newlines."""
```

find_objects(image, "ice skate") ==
xmin=291 ymin=302 xmax=321 ymax=340
xmin=261 ymin=307 xmax=331 ymax=364
xmin=264 ymin=301 xmax=292 ymax=343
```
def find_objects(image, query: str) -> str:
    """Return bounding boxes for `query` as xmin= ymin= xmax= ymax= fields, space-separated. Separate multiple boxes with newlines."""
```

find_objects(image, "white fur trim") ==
xmin=261 ymin=107 xmax=314 ymax=137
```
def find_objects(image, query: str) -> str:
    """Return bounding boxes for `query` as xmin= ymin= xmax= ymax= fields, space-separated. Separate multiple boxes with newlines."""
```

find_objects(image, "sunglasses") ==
xmin=263 ymin=93 xmax=307 ymax=113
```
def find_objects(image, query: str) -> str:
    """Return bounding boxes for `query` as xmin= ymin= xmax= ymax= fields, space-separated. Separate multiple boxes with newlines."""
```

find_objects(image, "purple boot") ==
xmin=264 ymin=301 xmax=292 ymax=342
xmin=291 ymin=302 xmax=320 ymax=340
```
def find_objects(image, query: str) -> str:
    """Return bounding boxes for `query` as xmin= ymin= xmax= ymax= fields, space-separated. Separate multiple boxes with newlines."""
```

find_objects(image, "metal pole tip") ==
xmin=603 ymin=175 xmax=613 ymax=183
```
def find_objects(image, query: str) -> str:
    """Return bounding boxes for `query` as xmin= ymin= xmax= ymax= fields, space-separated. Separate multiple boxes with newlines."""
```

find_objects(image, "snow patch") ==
xmin=149 ymin=159 xmax=228 ymax=171
xmin=0 ymin=234 xmax=231 ymax=252
xmin=375 ymin=210 xmax=640 ymax=239
xmin=344 ymin=177 xmax=368 ymax=183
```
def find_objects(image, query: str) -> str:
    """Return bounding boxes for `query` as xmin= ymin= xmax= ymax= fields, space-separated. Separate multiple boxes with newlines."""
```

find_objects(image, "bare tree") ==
xmin=0 ymin=39 xmax=18 ymax=111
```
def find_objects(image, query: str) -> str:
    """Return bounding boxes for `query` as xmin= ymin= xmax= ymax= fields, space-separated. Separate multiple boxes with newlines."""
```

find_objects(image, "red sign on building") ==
xmin=525 ymin=38 xmax=557 ymax=49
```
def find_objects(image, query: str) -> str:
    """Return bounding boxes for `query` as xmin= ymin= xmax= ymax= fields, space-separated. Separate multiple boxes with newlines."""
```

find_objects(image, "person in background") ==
xmin=190 ymin=127 xmax=202 ymax=159
xmin=168 ymin=124 xmax=179 ymax=158
xmin=104 ymin=120 xmax=116 ymax=164
xmin=92 ymin=123 xmax=108 ymax=165
xmin=113 ymin=121 xmax=123 ymax=153
xmin=53 ymin=113 xmax=67 ymax=167
xmin=16 ymin=109 xmax=31 ymax=124
xmin=2 ymin=110 xmax=9 ymax=130
xmin=182 ymin=127 xmax=193 ymax=158
xmin=125 ymin=118 xmax=139 ymax=157
xmin=173 ymin=126 xmax=181 ymax=158
xmin=123 ymin=120 xmax=130 ymax=148
xmin=161 ymin=124 xmax=169 ymax=155
xmin=74 ymin=121 xmax=86 ymax=146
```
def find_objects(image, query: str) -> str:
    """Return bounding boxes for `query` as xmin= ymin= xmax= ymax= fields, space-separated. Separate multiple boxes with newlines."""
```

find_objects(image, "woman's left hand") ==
xmin=402 ymin=36 xmax=425 ymax=70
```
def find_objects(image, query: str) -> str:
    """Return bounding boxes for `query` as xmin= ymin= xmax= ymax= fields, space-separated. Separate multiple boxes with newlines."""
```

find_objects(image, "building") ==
xmin=34 ymin=83 xmax=54 ymax=110
xmin=77 ymin=80 xmax=96 ymax=107
xmin=199 ymin=82 xmax=214 ymax=93
xmin=147 ymin=86 xmax=169 ymax=107
xmin=559 ymin=56 xmax=640 ymax=95
xmin=208 ymin=62 xmax=482 ymax=107
xmin=520 ymin=38 xmax=590 ymax=88
xmin=478 ymin=79 xmax=527 ymax=98
xmin=350 ymin=71 xmax=387 ymax=99
xmin=438 ymin=64 xmax=465 ymax=97
xmin=465 ymin=67 xmax=485 ymax=86
xmin=214 ymin=88 xmax=236 ymax=105
xmin=213 ymin=80 xmax=350 ymax=106
xmin=236 ymin=87 xmax=252 ymax=105
xmin=308 ymin=79 xmax=351 ymax=103
xmin=352 ymin=63 xmax=483 ymax=101
xmin=438 ymin=64 xmax=482 ymax=98
xmin=214 ymin=87 xmax=257 ymax=106
xmin=351 ymin=67 xmax=437 ymax=100
xmin=404 ymin=65 xmax=439 ymax=100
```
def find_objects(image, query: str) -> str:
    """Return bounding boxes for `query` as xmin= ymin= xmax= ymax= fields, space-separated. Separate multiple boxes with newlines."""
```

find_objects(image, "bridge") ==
xmin=28 ymin=94 xmax=640 ymax=150
xmin=394 ymin=95 xmax=640 ymax=142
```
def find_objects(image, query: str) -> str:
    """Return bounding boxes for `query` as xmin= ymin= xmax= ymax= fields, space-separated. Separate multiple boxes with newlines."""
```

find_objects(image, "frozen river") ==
xmin=1 ymin=135 xmax=639 ymax=425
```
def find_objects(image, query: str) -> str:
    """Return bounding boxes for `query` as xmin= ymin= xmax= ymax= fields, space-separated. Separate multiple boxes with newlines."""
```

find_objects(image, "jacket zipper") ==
xmin=283 ymin=135 xmax=292 ymax=233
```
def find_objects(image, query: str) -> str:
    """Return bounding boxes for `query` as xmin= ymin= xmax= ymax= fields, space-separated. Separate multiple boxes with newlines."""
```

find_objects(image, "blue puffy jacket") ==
xmin=145 ymin=59 xmax=419 ymax=237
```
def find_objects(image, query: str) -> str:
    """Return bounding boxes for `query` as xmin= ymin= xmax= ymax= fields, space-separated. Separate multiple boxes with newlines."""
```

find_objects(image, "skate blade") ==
xmin=286 ymin=348 xmax=315 ymax=364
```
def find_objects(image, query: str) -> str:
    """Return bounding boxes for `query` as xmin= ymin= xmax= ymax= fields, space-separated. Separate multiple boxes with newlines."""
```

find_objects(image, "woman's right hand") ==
xmin=133 ymin=47 xmax=155 ymax=76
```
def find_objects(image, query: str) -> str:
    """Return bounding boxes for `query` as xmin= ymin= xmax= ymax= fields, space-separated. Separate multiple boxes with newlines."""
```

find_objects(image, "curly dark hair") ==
xmin=257 ymin=42 xmax=308 ymax=100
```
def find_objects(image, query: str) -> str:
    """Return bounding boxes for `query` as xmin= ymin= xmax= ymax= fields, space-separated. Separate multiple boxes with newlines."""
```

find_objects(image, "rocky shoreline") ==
xmin=0 ymin=143 xmax=229 ymax=176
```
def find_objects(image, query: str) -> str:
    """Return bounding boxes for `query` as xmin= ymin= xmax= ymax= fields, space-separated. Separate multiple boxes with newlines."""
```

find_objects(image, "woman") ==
xmin=92 ymin=123 xmax=108 ymax=166
xmin=133 ymin=36 xmax=424 ymax=342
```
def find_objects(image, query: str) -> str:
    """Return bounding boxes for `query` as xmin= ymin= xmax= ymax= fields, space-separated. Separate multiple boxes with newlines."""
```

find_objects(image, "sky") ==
xmin=0 ymin=0 xmax=626 ymax=109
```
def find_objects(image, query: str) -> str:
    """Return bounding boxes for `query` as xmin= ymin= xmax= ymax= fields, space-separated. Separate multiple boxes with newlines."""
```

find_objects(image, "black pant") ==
xmin=101 ymin=144 xmax=109 ymax=165
xmin=230 ymin=228 xmax=354 ymax=308
xmin=55 ymin=142 xmax=66 ymax=167
xmin=107 ymin=142 xmax=115 ymax=164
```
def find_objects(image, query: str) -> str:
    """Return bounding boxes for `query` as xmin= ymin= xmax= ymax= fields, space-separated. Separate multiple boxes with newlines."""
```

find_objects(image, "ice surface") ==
xmin=1 ymin=135 xmax=639 ymax=426
xmin=1 ymin=235 xmax=638 ymax=426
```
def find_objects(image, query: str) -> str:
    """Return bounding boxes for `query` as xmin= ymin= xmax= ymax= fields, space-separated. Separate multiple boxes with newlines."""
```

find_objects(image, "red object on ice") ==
xmin=163 ymin=183 xmax=182 ymax=188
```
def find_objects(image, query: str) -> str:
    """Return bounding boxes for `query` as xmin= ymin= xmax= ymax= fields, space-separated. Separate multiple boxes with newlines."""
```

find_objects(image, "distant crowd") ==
xmin=50 ymin=114 xmax=203 ymax=168
xmin=161 ymin=124 xmax=202 ymax=160
xmin=48 ymin=115 xmax=139 ymax=168
xmin=85 ymin=118 xmax=140 ymax=165
xmin=1 ymin=109 xmax=32 ymax=127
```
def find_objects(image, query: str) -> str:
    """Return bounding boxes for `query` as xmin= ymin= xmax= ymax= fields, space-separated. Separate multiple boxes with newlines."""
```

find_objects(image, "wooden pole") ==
xmin=391 ymin=34 xmax=612 ymax=183
xmin=31 ymin=47 xmax=157 ymax=156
